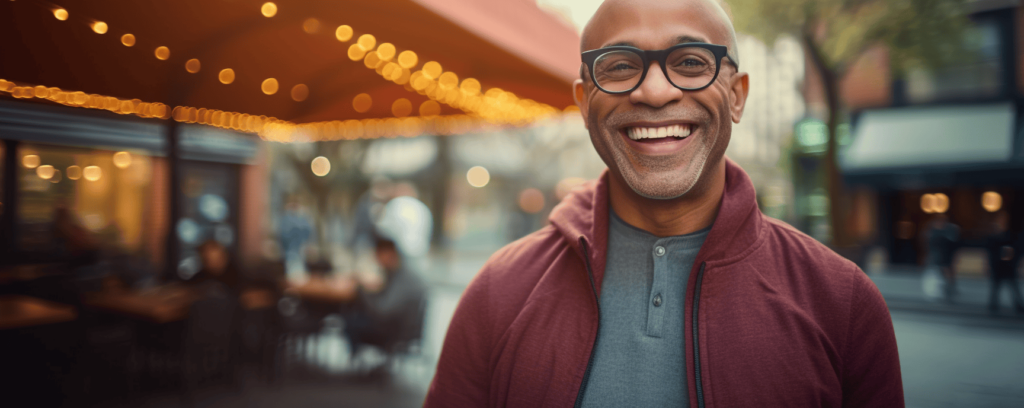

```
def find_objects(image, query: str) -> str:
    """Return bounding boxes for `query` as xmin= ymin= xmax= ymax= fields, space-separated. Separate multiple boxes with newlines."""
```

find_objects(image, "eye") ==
xmin=609 ymin=62 xmax=638 ymax=72
xmin=676 ymin=57 xmax=707 ymax=68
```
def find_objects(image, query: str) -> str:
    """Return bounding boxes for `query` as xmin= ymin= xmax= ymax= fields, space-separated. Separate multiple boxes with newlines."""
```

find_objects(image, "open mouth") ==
xmin=625 ymin=124 xmax=694 ymax=143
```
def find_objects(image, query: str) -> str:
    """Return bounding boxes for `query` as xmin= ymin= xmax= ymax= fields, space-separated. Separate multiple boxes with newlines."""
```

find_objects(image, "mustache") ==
xmin=604 ymin=106 xmax=711 ymax=128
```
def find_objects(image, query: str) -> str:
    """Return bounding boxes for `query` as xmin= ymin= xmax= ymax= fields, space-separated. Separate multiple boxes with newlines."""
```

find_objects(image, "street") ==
xmin=894 ymin=310 xmax=1024 ymax=408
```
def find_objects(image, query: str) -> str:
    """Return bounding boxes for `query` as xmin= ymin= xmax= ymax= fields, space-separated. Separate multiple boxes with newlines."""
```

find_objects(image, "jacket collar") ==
xmin=549 ymin=158 xmax=764 ymax=295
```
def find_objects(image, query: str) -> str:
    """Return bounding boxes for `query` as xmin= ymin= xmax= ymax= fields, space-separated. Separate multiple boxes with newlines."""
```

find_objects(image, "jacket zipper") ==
xmin=692 ymin=262 xmax=707 ymax=408
xmin=573 ymin=237 xmax=600 ymax=408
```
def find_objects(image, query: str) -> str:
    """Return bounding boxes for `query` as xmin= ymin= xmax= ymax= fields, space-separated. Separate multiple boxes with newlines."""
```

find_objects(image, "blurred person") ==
xmin=278 ymin=199 xmax=312 ymax=282
xmin=341 ymin=197 xmax=429 ymax=369
xmin=348 ymin=176 xmax=393 ymax=252
xmin=924 ymin=213 xmax=960 ymax=302
xmin=984 ymin=211 xmax=1023 ymax=315
xmin=426 ymin=0 xmax=903 ymax=406
xmin=191 ymin=239 xmax=241 ymax=296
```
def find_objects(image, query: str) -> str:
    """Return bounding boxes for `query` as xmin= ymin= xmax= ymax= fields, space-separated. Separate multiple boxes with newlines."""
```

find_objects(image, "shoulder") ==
xmin=470 ymin=225 xmax=571 ymax=294
xmin=760 ymin=217 xmax=859 ymax=273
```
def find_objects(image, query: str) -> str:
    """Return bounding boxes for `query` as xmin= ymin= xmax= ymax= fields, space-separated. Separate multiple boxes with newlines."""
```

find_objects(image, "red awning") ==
xmin=0 ymin=0 xmax=580 ymax=125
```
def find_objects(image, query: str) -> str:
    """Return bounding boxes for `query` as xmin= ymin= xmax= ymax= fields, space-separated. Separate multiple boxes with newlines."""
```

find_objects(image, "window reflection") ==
xmin=17 ymin=143 xmax=154 ymax=261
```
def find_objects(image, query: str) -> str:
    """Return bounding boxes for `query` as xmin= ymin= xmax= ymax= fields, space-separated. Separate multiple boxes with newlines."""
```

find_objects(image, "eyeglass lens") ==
xmin=593 ymin=47 xmax=718 ymax=92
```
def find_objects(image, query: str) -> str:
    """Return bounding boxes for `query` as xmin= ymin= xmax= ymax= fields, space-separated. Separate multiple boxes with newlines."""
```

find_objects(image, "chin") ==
xmin=621 ymin=166 xmax=701 ymax=200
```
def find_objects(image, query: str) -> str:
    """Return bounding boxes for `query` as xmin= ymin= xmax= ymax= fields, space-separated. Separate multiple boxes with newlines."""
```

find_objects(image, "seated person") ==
xmin=342 ymin=233 xmax=427 ymax=358
xmin=191 ymin=239 xmax=241 ymax=298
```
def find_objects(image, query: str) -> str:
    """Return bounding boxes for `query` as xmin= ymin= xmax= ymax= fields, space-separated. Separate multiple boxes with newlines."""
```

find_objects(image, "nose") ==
xmin=629 ymin=62 xmax=684 ymax=108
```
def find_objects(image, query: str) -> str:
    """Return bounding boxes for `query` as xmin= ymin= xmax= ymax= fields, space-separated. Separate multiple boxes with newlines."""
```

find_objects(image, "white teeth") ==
xmin=627 ymin=125 xmax=692 ymax=140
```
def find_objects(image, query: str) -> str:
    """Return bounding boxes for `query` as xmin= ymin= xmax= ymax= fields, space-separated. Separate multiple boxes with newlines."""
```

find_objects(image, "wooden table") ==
xmin=82 ymin=285 xmax=198 ymax=323
xmin=284 ymin=276 xmax=359 ymax=304
xmin=83 ymin=286 xmax=278 ymax=323
xmin=0 ymin=295 xmax=78 ymax=330
xmin=0 ymin=263 xmax=65 ymax=284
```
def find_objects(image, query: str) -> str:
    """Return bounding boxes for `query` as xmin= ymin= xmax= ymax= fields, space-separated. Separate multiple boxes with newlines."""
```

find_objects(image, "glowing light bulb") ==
xmin=66 ymin=165 xmax=82 ymax=180
xmin=467 ymin=166 xmax=490 ymax=188
xmin=92 ymin=21 xmax=108 ymax=34
xmin=185 ymin=59 xmax=201 ymax=73
xmin=53 ymin=9 xmax=68 ymax=21
xmin=352 ymin=93 xmax=372 ymax=113
xmin=36 ymin=165 xmax=55 ymax=180
xmin=113 ymin=151 xmax=132 ymax=169
xmin=291 ymin=84 xmax=309 ymax=102
xmin=22 ymin=154 xmax=40 ymax=169
xmin=121 ymin=34 xmax=135 ymax=47
xmin=335 ymin=25 xmax=353 ymax=42
xmin=262 ymin=78 xmax=279 ymax=95
xmin=261 ymin=2 xmax=277 ymax=17
xmin=83 ymin=166 xmax=102 ymax=181
xmin=311 ymin=156 xmax=330 ymax=177
xmin=155 ymin=46 xmax=170 ymax=60
xmin=397 ymin=51 xmax=418 ymax=69
xmin=219 ymin=69 xmax=235 ymax=84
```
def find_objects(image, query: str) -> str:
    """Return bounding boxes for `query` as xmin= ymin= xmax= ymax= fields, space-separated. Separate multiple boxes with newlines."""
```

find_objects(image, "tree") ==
xmin=727 ymin=0 xmax=969 ymax=246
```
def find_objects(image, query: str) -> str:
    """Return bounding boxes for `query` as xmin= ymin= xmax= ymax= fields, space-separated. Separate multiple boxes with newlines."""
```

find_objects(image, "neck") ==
xmin=609 ymin=161 xmax=726 ymax=237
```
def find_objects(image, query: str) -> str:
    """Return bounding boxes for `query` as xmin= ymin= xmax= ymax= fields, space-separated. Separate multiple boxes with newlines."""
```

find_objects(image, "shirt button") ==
xmin=654 ymin=246 xmax=666 ymax=257
xmin=653 ymin=294 xmax=663 ymax=307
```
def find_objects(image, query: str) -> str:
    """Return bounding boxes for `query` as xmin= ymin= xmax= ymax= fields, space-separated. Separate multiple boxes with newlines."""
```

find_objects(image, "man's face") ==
xmin=575 ymin=0 xmax=748 ymax=199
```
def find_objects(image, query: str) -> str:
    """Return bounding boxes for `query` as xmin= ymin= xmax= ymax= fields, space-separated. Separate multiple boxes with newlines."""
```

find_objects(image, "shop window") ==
xmin=176 ymin=161 xmax=239 ymax=280
xmin=906 ymin=18 xmax=1005 ymax=103
xmin=16 ymin=143 xmax=155 ymax=261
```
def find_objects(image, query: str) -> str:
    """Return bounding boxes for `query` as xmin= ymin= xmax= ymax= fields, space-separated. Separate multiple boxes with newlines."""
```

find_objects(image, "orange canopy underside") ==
xmin=0 ymin=0 xmax=580 ymax=123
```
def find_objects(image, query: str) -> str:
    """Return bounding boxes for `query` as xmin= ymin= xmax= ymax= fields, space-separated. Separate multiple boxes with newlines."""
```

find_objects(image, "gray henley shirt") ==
xmin=580 ymin=210 xmax=709 ymax=407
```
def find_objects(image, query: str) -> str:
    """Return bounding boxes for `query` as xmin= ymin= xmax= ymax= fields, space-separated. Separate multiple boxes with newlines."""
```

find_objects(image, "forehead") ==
xmin=583 ymin=0 xmax=731 ymax=51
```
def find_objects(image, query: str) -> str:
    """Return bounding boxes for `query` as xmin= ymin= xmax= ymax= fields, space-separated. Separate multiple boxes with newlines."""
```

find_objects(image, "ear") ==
xmin=728 ymin=72 xmax=749 ymax=124
xmin=573 ymin=78 xmax=590 ymax=129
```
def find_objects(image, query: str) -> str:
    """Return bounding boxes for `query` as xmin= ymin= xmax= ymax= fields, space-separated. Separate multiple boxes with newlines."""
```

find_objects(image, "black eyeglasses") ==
xmin=581 ymin=43 xmax=736 ymax=94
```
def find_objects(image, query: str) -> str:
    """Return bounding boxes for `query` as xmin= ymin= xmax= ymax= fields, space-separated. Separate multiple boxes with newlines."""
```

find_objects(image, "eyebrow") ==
xmin=605 ymin=35 xmax=712 ymax=49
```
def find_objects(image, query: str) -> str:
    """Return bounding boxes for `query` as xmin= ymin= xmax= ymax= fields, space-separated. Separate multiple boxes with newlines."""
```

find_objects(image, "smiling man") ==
xmin=424 ymin=0 xmax=903 ymax=407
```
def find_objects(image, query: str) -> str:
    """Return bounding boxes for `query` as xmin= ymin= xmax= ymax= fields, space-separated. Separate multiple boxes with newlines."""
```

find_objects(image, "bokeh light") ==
xmin=261 ymin=2 xmax=277 ymax=17
xmin=262 ymin=78 xmax=279 ymax=95
xmin=932 ymin=193 xmax=949 ymax=214
xmin=422 ymin=61 xmax=442 ymax=79
xmin=303 ymin=18 xmax=321 ymax=34
xmin=121 ymin=34 xmax=135 ymax=47
xmin=466 ymin=166 xmax=490 ymax=188
xmin=347 ymin=44 xmax=367 ymax=61
xmin=398 ymin=51 xmax=418 ymax=69
xmin=518 ymin=188 xmax=545 ymax=214
xmin=335 ymin=25 xmax=353 ymax=42
xmin=311 ymin=156 xmax=330 ymax=177
xmin=291 ymin=84 xmax=309 ymax=102
xmin=185 ymin=59 xmax=201 ymax=73
xmin=357 ymin=34 xmax=376 ymax=51
xmin=92 ymin=21 xmax=108 ymax=34
xmin=36 ymin=165 xmax=55 ymax=180
xmin=66 ymin=165 xmax=82 ymax=180
xmin=49 ymin=169 xmax=62 ymax=183
xmin=155 ymin=46 xmax=170 ymax=60
xmin=377 ymin=43 xmax=396 ymax=61
xmin=438 ymin=72 xmax=459 ymax=90
xmin=22 ymin=154 xmax=40 ymax=169
xmin=83 ymin=166 xmax=102 ymax=181
xmin=460 ymin=78 xmax=481 ymax=95
xmin=53 ymin=9 xmax=68 ymax=21
xmin=113 ymin=151 xmax=132 ymax=169
xmin=392 ymin=98 xmax=412 ymax=117
xmin=419 ymin=100 xmax=441 ymax=116
xmin=982 ymin=191 xmax=1002 ymax=212
xmin=920 ymin=194 xmax=936 ymax=214
xmin=219 ymin=68 xmax=235 ymax=84
xmin=352 ymin=93 xmax=372 ymax=113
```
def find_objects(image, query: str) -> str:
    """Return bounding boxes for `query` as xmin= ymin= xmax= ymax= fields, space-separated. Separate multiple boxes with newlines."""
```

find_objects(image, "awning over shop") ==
xmin=842 ymin=103 xmax=1024 ymax=188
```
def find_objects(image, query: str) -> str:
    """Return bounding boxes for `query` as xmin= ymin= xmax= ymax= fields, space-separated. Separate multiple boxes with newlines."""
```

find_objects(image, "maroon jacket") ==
xmin=425 ymin=160 xmax=903 ymax=407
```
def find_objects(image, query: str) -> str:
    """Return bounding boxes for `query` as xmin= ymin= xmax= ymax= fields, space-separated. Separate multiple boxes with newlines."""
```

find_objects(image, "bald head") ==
xmin=581 ymin=0 xmax=740 ymax=68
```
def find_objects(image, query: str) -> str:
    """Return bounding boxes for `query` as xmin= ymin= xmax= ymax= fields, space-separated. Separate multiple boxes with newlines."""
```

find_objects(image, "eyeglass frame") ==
xmin=581 ymin=43 xmax=737 ymax=94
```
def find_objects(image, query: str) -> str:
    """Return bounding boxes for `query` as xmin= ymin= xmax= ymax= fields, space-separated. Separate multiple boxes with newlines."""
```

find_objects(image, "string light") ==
xmin=335 ymin=25 xmax=353 ymax=42
xmin=91 ymin=21 xmax=108 ymax=34
xmin=154 ymin=46 xmax=170 ymax=60
xmin=291 ymin=84 xmax=309 ymax=102
xmin=303 ymin=18 xmax=320 ymax=34
xmin=261 ymin=78 xmax=279 ymax=95
xmin=53 ymin=8 xmax=68 ymax=21
xmin=219 ymin=69 xmax=235 ymax=84
xmin=121 ymin=34 xmax=135 ymax=47
xmin=261 ymin=2 xmax=277 ymax=18
xmin=185 ymin=59 xmax=201 ymax=73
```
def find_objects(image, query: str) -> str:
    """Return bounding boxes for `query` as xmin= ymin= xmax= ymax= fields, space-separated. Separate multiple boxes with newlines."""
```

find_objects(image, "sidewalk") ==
xmin=868 ymin=267 xmax=1024 ymax=319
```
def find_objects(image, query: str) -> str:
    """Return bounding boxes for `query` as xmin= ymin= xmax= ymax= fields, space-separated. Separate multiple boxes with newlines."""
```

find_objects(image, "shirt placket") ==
xmin=645 ymin=240 xmax=669 ymax=338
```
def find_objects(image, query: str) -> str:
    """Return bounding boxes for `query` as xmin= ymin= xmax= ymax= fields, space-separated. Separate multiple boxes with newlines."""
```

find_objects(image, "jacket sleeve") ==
xmin=423 ymin=268 xmax=494 ymax=407
xmin=841 ymin=269 xmax=905 ymax=408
